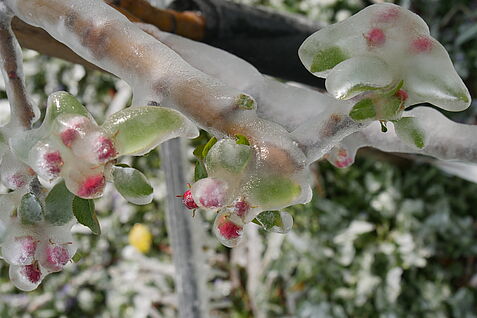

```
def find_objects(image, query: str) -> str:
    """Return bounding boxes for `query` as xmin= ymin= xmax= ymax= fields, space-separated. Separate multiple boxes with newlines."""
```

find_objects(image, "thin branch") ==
xmin=0 ymin=7 xmax=35 ymax=130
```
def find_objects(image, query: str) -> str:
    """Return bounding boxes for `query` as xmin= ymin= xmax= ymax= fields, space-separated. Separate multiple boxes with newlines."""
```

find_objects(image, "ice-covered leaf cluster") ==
xmin=0 ymin=185 xmax=77 ymax=291
xmin=299 ymin=3 xmax=470 ymax=113
xmin=9 ymin=91 xmax=196 ymax=201
xmin=183 ymin=136 xmax=304 ymax=247
xmin=298 ymin=3 xmax=474 ymax=167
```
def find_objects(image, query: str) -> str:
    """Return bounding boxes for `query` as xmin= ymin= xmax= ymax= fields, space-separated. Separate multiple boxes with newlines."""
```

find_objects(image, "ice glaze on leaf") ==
xmin=44 ymin=181 xmax=74 ymax=226
xmin=205 ymin=139 xmax=252 ymax=174
xmin=18 ymin=193 xmax=43 ymax=225
xmin=111 ymin=165 xmax=153 ymax=205
xmin=392 ymin=117 xmax=426 ymax=149
xmin=350 ymin=99 xmax=376 ymax=121
xmin=254 ymin=210 xmax=293 ymax=234
xmin=325 ymin=56 xmax=393 ymax=100
xmin=249 ymin=176 xmax=301 ymax=210
xmin=299 ymin=3 xmax=471 ymax=112
xmin=102 ymin=106 xmax=199 ymax=156
xmin=310 ymin=46 xmax=349 ymax=73
xmin=194 ymin=161 xmax=208 ymax=181
xmin=44 ymin=91 xmax=90 ymax=124
xmin=72 ymin=196 xmax=100 ymax=235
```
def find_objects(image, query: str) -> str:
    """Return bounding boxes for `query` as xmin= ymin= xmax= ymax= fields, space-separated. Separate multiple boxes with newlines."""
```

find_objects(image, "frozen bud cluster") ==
xmin=299 ymin=3 xmax=470 ymax=114
xmin=9 ymin=91 xmax=197 ymax=201
xmin=0 ymin=189 xmax=77 ymax=291
xmin=184 ymin=137 xmax=308 ymax=247
xmin=299 ymin=3 xmax=472 ymax=160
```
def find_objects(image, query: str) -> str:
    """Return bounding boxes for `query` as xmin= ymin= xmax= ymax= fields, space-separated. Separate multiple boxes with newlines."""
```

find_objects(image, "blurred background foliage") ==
xmin=0 ymin=0 xmax=476 ymax=317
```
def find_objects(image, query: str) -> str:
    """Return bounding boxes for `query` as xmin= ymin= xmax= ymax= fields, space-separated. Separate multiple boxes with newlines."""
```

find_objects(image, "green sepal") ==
xmin=44 ymin=181 xmax=74 ymax=226
xmin=235 ymin=134 xmax=250 ymax=146
xmin=202 ymin=137 xmax=217 ymax=159
xmin=111 ymin=165 xmax=153 ymax=205
xmin=194 ymin=161 xmax=208 ymax=181
xmin=310 ymin=46 xmax=348 ymax=73
xmin=236 ymin=94 xmax=256 ymax=110
xmin=72 ymin=196 xmax=101 ymax=235
xmin=392 ymin=117 xmax=426 ymax=149
xmin=253 ymin=210 xmax=293 ymax=234
xmin=349 ymin=98 xmax=376 ymax=121
xmin=18 ymin=193 xmax=43 ymax=225
xmin=72 ymin=250 xmax=83 ymax=263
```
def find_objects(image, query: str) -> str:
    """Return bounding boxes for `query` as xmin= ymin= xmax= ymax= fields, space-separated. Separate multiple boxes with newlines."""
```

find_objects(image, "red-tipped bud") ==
xmin=234 ymin=200 xmax=250 ymax=217
xmin=411 ymin=36 xmax=433 ymax=53
xmin=17 ymin=235 xmax=37 ymax=264
xmin=96 ymin=136 xmax=117 ymax=162
xmin=22 ymin=262 xmax=42 ymax=283
xmin=395 ymin=89 xmax=408 ymax=101
xmin=365 ymin=28 xmax=386 ymax=47
xmin=217 ymin=221 xmax=242 ymax=240
xmin=44 ymin=151 xmax=63 ymax=175
xmin=182 ymin=189 xmax=198 ymax=209
xmin=44 ymin=245 xmax=70 ymax=272
xmin=77 ymin=174 xmax=105 ymax=198
xmin=60 ymin=128 xmax=79 ymax=147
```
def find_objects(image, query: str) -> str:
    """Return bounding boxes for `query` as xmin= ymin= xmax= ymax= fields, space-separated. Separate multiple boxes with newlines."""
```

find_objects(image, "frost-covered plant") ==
xmin=0 ymin=0 xmax=475 ymax=291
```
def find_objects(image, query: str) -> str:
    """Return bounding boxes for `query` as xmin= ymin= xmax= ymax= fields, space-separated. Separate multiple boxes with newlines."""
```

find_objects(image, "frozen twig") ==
xmin=0 ymin=4 xmax=36 ymax=130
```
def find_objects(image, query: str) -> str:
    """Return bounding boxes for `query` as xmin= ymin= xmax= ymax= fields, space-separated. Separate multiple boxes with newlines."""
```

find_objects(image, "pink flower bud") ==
xmin=77 ymin=174 xmax=105 ymax=198
xmin=16 ymin=235 xmax=37 ymax=265
xmin=395 ymin=89 xmax=408 ymax=101
xmin=191 ymin=178 xmax=228 ymax=209
xmin=95 ymin=136 xmax=117 ymax=162
xmin=234 ymin=200 xmax=250 ymax=217
xmin=22 ymin=262 xmax=42 ymax=283
xmin=182 ymin=189 xmax=198 ymax=209
xmin=411 ymin=36 xmax=433 ymax=53
xmin=44 ymin=245 xmax=70 ymax=272
xmin=44 ymin=151 xmax=63 ymax=175
xmin=217 ymin=219 xmax=243 ymax=240
xmin=60 ymin=128 xmax=79 ymax=147
xmin=365 ymin=28 xmax=386 ymax=47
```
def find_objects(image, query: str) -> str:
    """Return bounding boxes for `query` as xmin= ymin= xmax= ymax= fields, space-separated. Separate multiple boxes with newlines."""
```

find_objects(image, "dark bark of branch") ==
xmin=171 ymin=0 xmax=325 ymax=87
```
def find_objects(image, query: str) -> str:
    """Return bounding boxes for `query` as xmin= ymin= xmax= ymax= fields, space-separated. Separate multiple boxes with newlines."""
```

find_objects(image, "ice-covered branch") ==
xmin=327 ymin=107 xmax=477 ymax=168
xmin=0 ymin=5 xmax=36 ymax=130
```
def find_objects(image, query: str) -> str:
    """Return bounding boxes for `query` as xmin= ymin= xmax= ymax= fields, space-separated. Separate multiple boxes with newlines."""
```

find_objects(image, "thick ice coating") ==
xmin=299 ymin=3 xmax=471 ymax=112
xmin=9 ymin=92 xmax=197 ymax=199
xmin=327 ymin=106 xmax=477 ymax=168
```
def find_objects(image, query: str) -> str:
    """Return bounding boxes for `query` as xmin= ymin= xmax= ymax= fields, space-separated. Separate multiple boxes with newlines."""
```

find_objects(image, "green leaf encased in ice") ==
xmin=235 ymin=134 xmax=250 ymax=146
xmin=112 ymin=165 xmax=153 ymax=205
xmin=205 ymin=139 xmax=252 ymax=174
xmin=310 ymin=46 xmax=348 ymax=73
xmin=253 ymin=210 xmax=294 ymax=234
xmin=19 ymin=193 xmax=43 ymax=225
xmin=102 ymin=106 xmax=190 ymax=156
xmin=194 ymin=161 xmax=208 ymax=181
xmin=251 ymin=176 xmax=301 ymax=208
xmin=350 ymin=99 xmax=376 ymax=121
xmin=72 ymin=196 xmax=101 ymax=235
xmin=45 ymin=91 xmax=90 ymax=124
xmin=44 ymin=181 xmax=74 ymax=226
xmin=201 ymin=137 xmax=217 ymax=159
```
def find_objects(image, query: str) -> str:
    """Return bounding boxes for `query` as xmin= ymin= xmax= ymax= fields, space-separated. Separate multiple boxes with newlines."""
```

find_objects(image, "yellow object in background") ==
xmin=128 ymin=223 xmax=153 ymax=253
